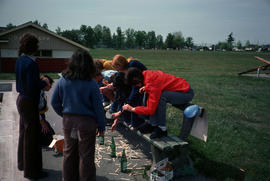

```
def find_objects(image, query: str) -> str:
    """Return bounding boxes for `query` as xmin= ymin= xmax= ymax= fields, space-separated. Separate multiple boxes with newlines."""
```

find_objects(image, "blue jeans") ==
xmin=149 ymin=88 xmax=194 ymax=127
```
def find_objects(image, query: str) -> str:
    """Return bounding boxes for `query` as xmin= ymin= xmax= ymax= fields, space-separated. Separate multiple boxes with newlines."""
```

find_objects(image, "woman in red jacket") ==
xmin=122 ymin=67 xmax=195 ymax=140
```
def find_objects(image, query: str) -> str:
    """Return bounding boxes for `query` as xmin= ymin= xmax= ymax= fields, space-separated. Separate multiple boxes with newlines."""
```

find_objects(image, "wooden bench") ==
xmin=136 ymin=131 xmax=188 ymax=164
xmin=121 ymin=121 xmax=196 ymax=176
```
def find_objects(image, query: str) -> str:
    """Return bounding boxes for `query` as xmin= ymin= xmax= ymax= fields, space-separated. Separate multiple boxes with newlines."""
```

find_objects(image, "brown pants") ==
xmin=63 ymin=114 xmax=97 ymax=181
xmin=16 ymin=95 xmax=42 ymax=178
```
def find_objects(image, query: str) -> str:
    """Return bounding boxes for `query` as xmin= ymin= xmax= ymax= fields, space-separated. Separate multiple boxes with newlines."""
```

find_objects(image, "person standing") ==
xmin=15 ymin=33 xmax=49 ymax=179
xmin=51 ymin=49 xmax=105 ymax=181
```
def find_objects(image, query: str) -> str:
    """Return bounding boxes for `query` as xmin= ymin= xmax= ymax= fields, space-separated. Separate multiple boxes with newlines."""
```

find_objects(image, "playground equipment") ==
xmin=238 ymin=56 xmax=270 ymax=77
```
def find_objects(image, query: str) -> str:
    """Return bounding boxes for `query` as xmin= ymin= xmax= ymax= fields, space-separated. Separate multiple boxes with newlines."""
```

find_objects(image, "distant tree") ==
xmin=156 ymin=35 xmax=164 ymax=49
xmin=61 ymin=29 xmax=82 ymax=45
xmin=236 ymin=40 xmax=242 ymax=49
xmin=6 ymin=23 xmax=16 ymax=30
xmin=146 ymin=31 xmax=156 ymax=49
xmin=102 ymin=26 xmax=112 ymax=48
xmin=218 ymin=41 xmax=228 ymax=50
xmin=33 ymin=20 xmax=41 ymax=26
xmin=245 ymin=40 xmax=250 ymax=48
xmin=135 ymin=30 xmax=147 ymax=49
xmin=125 ymin=28 xmax=136 ymax=48
xmin=185 ymin=37 xmax=194 ymax=48
xmin=116 ymin=27 xmax=124 ymax=49
xmin=165 ymin=33 xmax=174 ymax=49
xmin=227 ymin=32 xmax=234 ymax=50
xmin=94 ymin=24 xmax=103 ymax=46
xmin=42 ymin=23 xmax=48 ymax=30
xmin=55 ymin=27 xmax=61 ymax=35
xmin=172 ymin=32 xmax=185 ymax=49
xmin=80 ymin=25 xmax=96 ymax=48
xmin=111 ymin=33 xmax=117 ymax=49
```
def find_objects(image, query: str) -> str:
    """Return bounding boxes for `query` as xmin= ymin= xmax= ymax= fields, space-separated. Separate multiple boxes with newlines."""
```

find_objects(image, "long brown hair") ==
xmin=63 ymin=49 xmax=96 ymax=80
xmin=18 ymin=33 xmax=39 ymax=56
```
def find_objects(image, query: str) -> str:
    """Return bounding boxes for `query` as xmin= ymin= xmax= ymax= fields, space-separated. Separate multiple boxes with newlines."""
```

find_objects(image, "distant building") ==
xmin=0 ymin=21 xmax=89 ymax=73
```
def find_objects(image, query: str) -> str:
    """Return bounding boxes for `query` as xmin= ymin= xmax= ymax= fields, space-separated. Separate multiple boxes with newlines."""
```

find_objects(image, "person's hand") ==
xmin=122 ymin=104 xmax=134 ymax=112
xmin=111 ymin=118 xmax=119 ymax=132
xmin=40 ymin=119 xmax=50 ymax=134
xmin=139 ymin=86 xmax=145 ymax=94
xmin=112 ymin=111 xmax=121 ymax=119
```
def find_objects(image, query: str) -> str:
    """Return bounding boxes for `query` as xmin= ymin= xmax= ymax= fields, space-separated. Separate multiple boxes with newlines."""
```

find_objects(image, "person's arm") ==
xmin=51 ymin=80 xmax=63 ymax=117
xmin=91 ymin=82 xmax=106 ymax=132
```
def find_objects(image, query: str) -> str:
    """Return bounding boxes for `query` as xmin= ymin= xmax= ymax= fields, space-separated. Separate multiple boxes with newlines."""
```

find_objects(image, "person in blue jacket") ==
xmin=51 ymin=49 xmax=105 ymax=181
xmin=15 ymin=33 xmax=50 ymax=179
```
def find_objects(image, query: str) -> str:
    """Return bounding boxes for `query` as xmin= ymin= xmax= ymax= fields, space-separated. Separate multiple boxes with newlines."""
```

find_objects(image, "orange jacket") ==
xmin=134 ymin=70 xmax=190 ymax=115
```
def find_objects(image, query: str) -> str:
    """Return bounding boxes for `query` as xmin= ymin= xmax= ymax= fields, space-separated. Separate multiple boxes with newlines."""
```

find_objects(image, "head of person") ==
xmin=63 ymin=49 xmax=96 ymax=80
xmin=41 ymin=75 xmax=54 ymax=91
xmin=18 ymin=33 xmax=39 ymax=56
xmin=125 ymin=67 xmax=144 ymax=87
xmin=94 ymin=59 xmax=104 ymax=73
xmin=113 ymin=72 xmax=130 ymax=93
xmin=112 ymin=54 xmax=129 ymax=72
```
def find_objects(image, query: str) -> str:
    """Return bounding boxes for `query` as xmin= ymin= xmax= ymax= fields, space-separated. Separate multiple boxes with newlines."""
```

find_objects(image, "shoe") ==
xmin=150 ymin=127 xmax=167 ymax=139
xmin=137 ymin=122 xmax=154 ymax=134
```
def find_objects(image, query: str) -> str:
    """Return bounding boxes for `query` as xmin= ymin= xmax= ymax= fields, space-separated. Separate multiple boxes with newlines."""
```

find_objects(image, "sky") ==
xmin=0 ymin=0 xmax=270 ymax=45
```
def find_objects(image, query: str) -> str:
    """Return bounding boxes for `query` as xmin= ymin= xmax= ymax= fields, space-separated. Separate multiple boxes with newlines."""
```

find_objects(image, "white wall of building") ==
xmin=53 ymin=50 xmax=73 ymax=58
xmin=0 ymin=49 xmax=17 ymax=57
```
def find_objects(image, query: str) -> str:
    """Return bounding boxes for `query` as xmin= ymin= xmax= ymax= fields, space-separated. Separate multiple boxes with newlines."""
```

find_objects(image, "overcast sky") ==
xmin=1 ymin=0 xmax=270 ymax=45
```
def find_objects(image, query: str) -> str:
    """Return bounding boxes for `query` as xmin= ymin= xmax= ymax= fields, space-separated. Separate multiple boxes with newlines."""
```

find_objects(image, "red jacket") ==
xmin=134 ymin=70 xmax=190 ymax=115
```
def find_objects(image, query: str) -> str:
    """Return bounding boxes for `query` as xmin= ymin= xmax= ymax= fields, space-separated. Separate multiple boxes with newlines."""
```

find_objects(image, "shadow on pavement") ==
xmin=39 ymin=169 xmax=62 ymax=181
xmin=190 ymin=149 xmax=245 ymax=181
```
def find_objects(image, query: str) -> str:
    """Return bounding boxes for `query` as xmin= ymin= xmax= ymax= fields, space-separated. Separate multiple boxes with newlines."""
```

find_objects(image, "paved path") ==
xmin=0 ymin=80 xmax=214 ymax=181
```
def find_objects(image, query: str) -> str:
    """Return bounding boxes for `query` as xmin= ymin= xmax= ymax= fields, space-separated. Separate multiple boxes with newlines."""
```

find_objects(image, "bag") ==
xmin=40 ymin=121 xmax=55 ymax=147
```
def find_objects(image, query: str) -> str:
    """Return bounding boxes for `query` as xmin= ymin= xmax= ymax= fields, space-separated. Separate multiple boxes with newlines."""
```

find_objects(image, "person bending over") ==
xmin=122 ymin=67 xmax=196 ymax=140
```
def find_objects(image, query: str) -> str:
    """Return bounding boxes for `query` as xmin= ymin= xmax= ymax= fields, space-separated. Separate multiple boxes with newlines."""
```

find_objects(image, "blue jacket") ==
xmin=15 ymin=55 xmax=47 ymax=104
xmin=128 ymin=60 xmax=147 ymax=71
xmin=51 ymin=77 xmax=105 ymax=131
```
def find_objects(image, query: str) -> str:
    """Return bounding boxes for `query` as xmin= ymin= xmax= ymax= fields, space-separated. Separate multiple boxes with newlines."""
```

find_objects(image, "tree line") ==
xmin=4 ymin=21 xmax=193 ymax=50
xmin=55 ymin=25 xmax=194 ymax=50
xmin=4 ymin=21 xmax=268 ymax=51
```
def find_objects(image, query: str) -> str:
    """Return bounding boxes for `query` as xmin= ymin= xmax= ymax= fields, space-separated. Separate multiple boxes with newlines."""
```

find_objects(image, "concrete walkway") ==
xmin=0 ymin=80 xmax=214 ymax=181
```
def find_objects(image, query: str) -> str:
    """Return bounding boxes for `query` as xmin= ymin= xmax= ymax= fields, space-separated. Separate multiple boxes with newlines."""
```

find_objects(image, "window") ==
xmin=41 ymin=50 xmax=52 ymax=57
xmin=34 ymin=50 xmax=52 ymax=57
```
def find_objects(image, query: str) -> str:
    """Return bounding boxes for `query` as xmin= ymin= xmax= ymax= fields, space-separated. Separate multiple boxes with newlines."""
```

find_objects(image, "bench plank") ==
xmin=136 ymin=131 xmax=187 ymax=151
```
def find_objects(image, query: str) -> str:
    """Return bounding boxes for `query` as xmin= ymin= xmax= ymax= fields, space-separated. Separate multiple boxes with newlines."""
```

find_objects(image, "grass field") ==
xmin=1 ymin=50 xmax=270 ymax=181
xmin=91 ymin=49 xmax=270 ymax=181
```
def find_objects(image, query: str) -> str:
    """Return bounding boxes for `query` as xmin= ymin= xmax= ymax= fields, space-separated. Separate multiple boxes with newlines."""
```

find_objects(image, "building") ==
xmin=0 ymin=21 xmax=89 ymax=73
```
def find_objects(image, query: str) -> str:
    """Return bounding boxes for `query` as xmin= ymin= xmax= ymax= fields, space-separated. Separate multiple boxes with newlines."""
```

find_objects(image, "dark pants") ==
xmin=16 ymin=95 xmax=42 ymax=178
xmin=63 ymin=114 xmax=97 ymax=181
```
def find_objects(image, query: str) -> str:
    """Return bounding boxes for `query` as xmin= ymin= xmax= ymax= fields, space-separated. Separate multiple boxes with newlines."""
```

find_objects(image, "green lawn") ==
xmin=91 ymin=49 xmax=270 ymax=181
xmin=1 ymin=49 xmax=270 ymax=181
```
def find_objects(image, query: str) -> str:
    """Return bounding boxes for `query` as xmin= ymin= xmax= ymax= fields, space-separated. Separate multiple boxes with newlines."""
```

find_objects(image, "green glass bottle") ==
xmin=110 ymin=136 xmax=116 ymax=157
xmin=120 ymin=149 xmax=127 ymax=173
xmin=99 ymin=135 xmax=104 ymax=145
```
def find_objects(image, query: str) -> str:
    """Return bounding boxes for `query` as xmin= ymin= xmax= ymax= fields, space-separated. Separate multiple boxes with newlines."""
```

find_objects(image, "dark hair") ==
xmin=18 ymin=33 xmax=39 ymax=56
xmin=125 ymin=67 xmax=144 ymax=85
xmin=93 ymin=59 xmax=104 ymax=75
xmin=63 ymin=49 xmax=96 ymax=80
xmin=113 ymin=72 xmax=131 ymax=99
xmin=42 ymin=75 xmax=54 ymax=84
